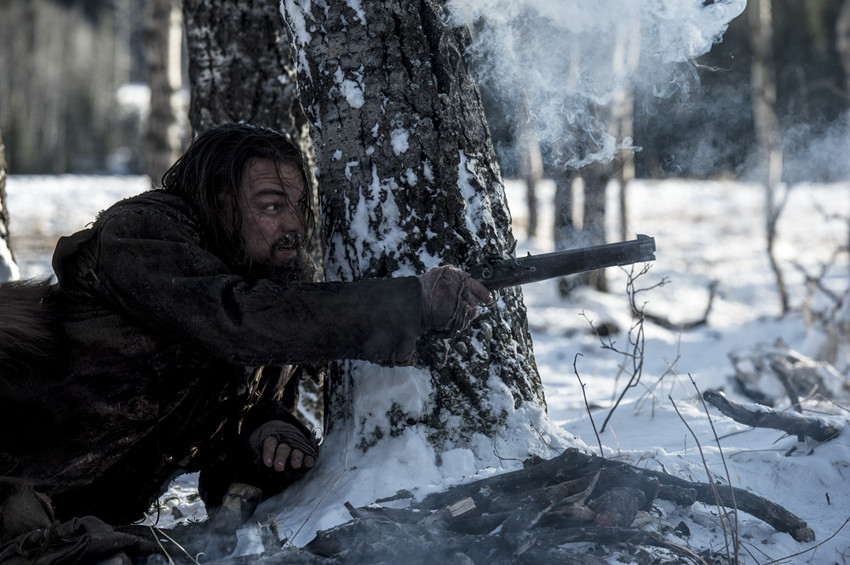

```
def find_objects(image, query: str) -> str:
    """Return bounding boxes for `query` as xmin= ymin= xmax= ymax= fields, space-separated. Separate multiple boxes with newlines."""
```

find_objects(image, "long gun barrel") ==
xmin=470 ymin=234 xmax=656 ymax=291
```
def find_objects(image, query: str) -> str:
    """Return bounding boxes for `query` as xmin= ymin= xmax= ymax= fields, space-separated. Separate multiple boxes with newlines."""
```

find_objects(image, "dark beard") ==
xmin=252 ymin=246 xmax=316 ymax=284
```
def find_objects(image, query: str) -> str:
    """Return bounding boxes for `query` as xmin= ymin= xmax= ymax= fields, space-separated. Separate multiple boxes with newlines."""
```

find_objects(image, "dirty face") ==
xmin=236 ymin=158 xmax=307 ymax=269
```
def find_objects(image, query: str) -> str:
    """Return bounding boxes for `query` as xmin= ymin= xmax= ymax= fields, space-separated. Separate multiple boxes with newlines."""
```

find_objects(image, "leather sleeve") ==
xmin=55 ymin=194 xmax=423 ymax=366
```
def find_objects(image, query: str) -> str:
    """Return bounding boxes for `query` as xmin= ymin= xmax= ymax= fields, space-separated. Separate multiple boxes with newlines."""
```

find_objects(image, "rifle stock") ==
xmin=470 ymin=234 xmax=656 ymax=291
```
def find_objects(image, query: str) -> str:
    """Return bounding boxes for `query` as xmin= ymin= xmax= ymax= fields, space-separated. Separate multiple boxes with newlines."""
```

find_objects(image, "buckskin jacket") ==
xmin=0 ymin=190 xmax=423 ymax=524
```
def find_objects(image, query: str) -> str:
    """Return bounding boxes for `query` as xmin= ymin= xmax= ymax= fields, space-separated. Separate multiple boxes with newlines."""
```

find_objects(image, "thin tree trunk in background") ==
xmin=836 ymin=0 xmax=850 ymax=280
xmin=183 ymin=0 xmax=324 ymax=424
xmin=612 ymin=12 xmax=640 ymax=242
xmin=0 ymin=128 xmax=19 ymax=281
xmin=582 ymin=161 xmax=609 ymax=292
xmin=283 ymin=0 xmax=549 ymax=458
xmin=144 ymin=0 xmax=183 ymax=186
xmin=518 ymin=103 xmax=543 ymax=241
xmin=552 ymin=168 xmax=577 ymax=296
xmin=517 ymin=12 xmax=542 ymax=241
xmin=749 ymin=0 xmax=789 ymax=315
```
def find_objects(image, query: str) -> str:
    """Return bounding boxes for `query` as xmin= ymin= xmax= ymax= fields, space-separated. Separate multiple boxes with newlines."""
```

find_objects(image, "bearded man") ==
xmin=0 ymin=123 xmax=490 ymax=546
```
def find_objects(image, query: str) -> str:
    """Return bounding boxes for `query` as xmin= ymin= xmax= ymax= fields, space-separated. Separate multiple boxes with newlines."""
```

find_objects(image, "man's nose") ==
xmin=282 ymin=204 xmax=306 ymax=232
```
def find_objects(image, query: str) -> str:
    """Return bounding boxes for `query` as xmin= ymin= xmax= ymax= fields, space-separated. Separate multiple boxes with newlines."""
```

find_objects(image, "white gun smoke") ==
xmin=447 ymin=0 xmax=747 ymax=169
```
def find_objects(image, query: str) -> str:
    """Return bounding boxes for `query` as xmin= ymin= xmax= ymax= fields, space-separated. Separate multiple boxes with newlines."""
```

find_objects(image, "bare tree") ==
xmin=749 ymin=0 xmax=790 ymax=315
xmin=580 ymin=159 xmax=612 ymax=292
xmin=0 ymin=0 xmax=127 ymax=173
xmin=144 ymin=0 xmax=184 ymax=185
xmin=551 ymin=11 xmax=639 ymax=294
xmin=837 ymin=0 xmax=850 ymax=278
xmin=516 ymin=12 xmax=543 ymax=241
xmin=517 ymin=96 xmax=543 ymax=240
xmin=611 ymin=15 xmax=640 ymax=243
xmin=282 ymin=0 xmax=549 ymax=457
xmin=0 ymin=127 xmax=18 ymax=282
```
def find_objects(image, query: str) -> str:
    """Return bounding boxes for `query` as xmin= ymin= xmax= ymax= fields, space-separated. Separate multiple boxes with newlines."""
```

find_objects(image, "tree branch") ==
xmin=703 ymin=390 xmax=842 ymax=443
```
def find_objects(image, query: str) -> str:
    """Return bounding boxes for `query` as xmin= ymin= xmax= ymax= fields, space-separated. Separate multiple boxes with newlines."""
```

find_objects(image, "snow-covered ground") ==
xmin=6 ymin=175 xmax=850 ymax=563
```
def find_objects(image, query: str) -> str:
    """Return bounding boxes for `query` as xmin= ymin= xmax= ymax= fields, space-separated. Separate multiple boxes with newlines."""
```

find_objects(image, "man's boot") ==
xmin=203 ymin=482 xmax=262 ymax=559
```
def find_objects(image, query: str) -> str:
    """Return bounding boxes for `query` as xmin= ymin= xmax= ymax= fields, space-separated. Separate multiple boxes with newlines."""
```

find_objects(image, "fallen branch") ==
xmin=419 ymin=448 xmax=814 ymax=542
xmin=109 ymin=448 xmax=814 ymax=564
xmin=703 ymin=390 xmax=842 ymax=442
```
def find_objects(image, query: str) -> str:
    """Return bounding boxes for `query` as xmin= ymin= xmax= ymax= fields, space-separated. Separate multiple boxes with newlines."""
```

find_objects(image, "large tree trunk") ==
xmin=182 ymin=0 xmax=310 ymax=144
xmin=283 ymin=0 xmax=552 ymax=460
xmin=0 ymin=128 xmax=18 ymax=282
xmin=144 ymin=0 xmax=184 ymax=186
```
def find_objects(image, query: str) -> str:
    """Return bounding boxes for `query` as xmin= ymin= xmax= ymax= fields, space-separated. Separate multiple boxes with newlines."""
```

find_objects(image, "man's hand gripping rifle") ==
xmin=469 ymin=234 xmax=657 ymax=299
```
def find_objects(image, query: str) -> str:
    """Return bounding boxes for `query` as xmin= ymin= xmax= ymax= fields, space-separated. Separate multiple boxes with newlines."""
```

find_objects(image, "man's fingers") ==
xmin=262 ymin=436 xmax=278 ymax=467
xmin=465 ymin=277 xmax=493 ymax=304
xmin=262 ymin=437 xmax=316 ymax=472
xmin=289 ymin=448 xmax=305 ymax=469
xmin=273 ymin=443 xmax=292 ymax=471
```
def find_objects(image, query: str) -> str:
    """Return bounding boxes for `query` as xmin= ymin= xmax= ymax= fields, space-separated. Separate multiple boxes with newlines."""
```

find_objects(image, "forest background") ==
xmin=1 ymin=0 xmax=848 ymax=184
xmin=3 ymin=1 xmax=850 ymax=563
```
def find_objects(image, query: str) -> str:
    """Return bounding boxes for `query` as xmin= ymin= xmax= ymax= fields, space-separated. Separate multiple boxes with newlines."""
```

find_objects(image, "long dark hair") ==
xmin=160 ymin=123 xmax=315 ymax=269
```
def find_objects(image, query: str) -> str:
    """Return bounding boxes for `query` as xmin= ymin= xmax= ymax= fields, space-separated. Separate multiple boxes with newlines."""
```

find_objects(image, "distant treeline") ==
xmin=1 ymin=0 xmax=848 ymax=181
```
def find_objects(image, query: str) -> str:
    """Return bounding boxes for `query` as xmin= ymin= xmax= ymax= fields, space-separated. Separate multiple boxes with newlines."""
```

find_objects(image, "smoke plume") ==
xmin=448 ymin=0 xmax=747 ymax=169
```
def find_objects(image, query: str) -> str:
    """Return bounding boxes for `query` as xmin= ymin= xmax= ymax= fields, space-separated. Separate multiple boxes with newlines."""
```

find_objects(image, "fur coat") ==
xmin=0 ymin=190 xmax=423 ymax=525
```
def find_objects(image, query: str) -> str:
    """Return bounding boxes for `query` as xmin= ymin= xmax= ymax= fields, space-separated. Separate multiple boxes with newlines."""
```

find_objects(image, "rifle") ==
xmin=470 ymin=234 xmax=656 ymax=295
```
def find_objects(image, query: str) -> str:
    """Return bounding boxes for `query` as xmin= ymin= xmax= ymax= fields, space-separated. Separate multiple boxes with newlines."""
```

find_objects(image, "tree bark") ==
xmin=182 ymin=0 xmax=310 ymax=143
xmin=0 ymin=127 xmax=18 ymax=282
xmin=282 ymin=0 xmax=549 ymax=457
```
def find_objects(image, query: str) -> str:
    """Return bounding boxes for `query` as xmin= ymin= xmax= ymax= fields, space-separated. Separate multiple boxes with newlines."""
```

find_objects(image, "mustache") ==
xmin=274 ymin=232 xmax=307 ymax=250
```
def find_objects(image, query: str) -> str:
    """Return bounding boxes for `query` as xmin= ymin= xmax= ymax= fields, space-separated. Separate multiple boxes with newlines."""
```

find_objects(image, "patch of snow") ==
xmin=334 ymin=66 xmax=364 ymax=109
xmin=390 ymin=128 xmax=409 ymax=156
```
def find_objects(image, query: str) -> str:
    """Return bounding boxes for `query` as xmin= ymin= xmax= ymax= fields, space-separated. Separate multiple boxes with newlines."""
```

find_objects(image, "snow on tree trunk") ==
xmin=0 ymin=127 xmax=19 ymax=282
xmin=282 ymin=0 xmax=560 ymax=464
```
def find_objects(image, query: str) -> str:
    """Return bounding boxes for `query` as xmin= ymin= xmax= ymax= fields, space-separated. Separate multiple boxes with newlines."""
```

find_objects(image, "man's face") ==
xmin=236 ymin=158 xmax=307 ymax=270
